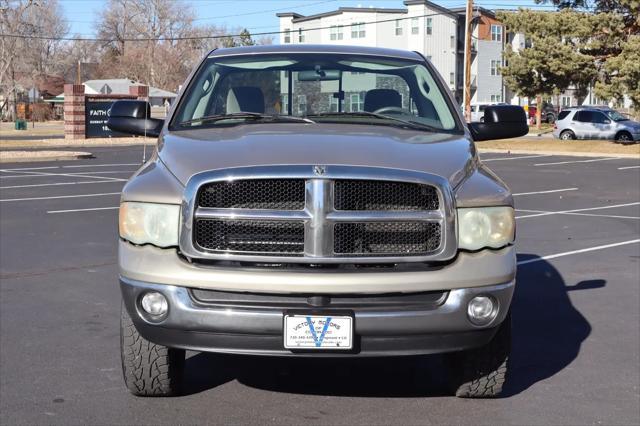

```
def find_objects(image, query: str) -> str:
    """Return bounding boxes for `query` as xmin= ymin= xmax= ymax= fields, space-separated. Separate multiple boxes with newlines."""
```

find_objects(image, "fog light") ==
xmin=140 ymin=292 xmax=168 ymax=316
xmin=467 ymin=296 xmax=497 ymax=325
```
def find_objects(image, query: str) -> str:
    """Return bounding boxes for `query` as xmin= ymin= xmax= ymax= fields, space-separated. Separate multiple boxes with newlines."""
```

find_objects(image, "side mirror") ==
xmin=107 ymin=100 xmax=164 ymax=138
xmin=469 ymin=105 xmax=528 ymax=141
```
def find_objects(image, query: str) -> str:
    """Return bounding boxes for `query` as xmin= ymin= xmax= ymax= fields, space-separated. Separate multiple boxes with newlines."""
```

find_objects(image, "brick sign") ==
xmin=85 ymin=100 xmax=129 ymax=138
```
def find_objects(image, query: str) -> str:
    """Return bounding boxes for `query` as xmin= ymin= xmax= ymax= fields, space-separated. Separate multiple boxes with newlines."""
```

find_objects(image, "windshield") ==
xmin=605 ymin=110 xmax=629 ymax=122
xmin=171 ymin=53 xmax=460 ymax=133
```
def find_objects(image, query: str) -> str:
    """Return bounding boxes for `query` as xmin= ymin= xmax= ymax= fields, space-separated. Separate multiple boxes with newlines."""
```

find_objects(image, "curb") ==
xmin=477 ymin=148 xmax=640 ymax=159
xmin=0 ymin=151 xmax=94 ymax=163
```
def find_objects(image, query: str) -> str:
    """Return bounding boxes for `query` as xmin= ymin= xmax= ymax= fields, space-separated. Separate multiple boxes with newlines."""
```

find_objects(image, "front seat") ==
xmin=226 ymin=86 xmax=265 ymax=113
xmin=364 ymin=89 xmax=402 ymax=112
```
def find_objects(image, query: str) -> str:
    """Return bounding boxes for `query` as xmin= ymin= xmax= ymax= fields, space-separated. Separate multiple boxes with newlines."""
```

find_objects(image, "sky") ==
xmin=60 ymin=0 xmax=557 ymax=39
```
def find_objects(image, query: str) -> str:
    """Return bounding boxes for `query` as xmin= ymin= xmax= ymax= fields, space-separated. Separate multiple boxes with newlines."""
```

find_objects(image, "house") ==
xmin=82 ymin=79 xmax=177 ymax=106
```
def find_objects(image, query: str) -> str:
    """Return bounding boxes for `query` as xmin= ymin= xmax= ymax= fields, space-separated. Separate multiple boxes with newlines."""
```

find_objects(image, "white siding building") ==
xmin=277 ymin=1 xmax=506 ymax=105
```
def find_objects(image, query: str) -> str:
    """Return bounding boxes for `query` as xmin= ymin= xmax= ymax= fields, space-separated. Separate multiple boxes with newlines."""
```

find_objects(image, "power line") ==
xmin=1 ymin=2 xmax=585 ymax=42
xmin=0 ymin=9 xmax=465 ymax=42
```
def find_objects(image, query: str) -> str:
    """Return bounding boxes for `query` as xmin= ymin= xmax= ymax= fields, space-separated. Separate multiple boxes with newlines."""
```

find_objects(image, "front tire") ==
xmin=615 ymin=131 xmax=633 ymax=143
xmin=445 ymin=313 xmax=511 ymax=398
xmin=560 ymin=130 xmax=575 ymax=141
xmin=120 ymin=301 xmax=185 ymax=396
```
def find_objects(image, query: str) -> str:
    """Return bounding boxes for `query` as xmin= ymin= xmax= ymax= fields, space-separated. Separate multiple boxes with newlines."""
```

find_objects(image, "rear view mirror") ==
xmin=107 ymin=100 xmax=164 ymax=138
xmin=298 ymin=70 xmax=340 ymax=81
xmin=469 ymin=105 xmax=528 ymax=141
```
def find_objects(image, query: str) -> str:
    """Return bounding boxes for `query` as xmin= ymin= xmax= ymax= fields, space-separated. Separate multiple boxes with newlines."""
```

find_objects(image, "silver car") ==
xmin=553 ymin=107 xmax=640 ymax=142
xmin=106 ymin=45 xmax=528 ymax=398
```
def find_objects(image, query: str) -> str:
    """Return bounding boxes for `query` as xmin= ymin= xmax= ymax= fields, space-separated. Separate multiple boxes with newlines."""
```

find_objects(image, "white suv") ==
xmin=553 ymin=107 xmax=640 ymax=143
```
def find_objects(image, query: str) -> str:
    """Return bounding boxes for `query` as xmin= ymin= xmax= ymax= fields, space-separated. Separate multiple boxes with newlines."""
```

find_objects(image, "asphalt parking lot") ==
xmin=1 ymin=146 xmax=639 ymax=425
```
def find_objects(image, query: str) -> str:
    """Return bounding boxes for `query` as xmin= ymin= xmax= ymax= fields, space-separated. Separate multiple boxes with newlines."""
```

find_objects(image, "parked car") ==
xmin=528 ymin=102 xmax=558 ymax=124
xmin=107 ymin=44 xmax=528 ymax=398
xmin=553 ymin=107 xmax=640 ymax=142
xmin=470 ymin=102 xmax=507 ymax=122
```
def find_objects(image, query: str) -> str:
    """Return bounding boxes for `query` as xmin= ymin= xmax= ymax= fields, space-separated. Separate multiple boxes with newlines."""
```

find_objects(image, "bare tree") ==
xmin=0 ymin=0 xmax=67 ymax=120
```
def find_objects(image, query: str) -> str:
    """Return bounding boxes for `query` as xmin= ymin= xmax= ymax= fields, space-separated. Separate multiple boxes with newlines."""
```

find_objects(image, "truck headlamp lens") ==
xmin=119 ymin=202 xmax=180 ymax=247
xmin=458 ymin=207 xmax=515 ymax=251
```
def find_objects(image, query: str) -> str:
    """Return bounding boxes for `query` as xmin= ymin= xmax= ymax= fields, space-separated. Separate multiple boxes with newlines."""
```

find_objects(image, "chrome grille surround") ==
xmin=180 ymin=165 xmax=457 ymax=264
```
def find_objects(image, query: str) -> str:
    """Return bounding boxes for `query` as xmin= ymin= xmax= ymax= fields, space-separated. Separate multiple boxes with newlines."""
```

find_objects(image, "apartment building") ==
xmin=277 ymin=1 xmax=506 ymax=105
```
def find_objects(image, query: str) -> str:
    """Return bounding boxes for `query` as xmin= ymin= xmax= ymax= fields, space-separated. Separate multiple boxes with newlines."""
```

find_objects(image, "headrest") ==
xmin=364 ymin=89 xmax=402 ymax=112
xmin=226 ymin=86 xmax=265 ymax=113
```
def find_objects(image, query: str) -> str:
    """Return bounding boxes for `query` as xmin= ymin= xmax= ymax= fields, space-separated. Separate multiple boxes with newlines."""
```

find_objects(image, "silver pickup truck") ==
xmin=108 ymin=45 xmax=527 ymax=398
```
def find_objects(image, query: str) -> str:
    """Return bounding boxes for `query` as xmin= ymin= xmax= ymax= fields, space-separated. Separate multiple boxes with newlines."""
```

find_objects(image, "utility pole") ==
xmin=463 ymin=0 xmax=473 ymax=122
xmin=76 ymin=60 xmax=81 ymax=85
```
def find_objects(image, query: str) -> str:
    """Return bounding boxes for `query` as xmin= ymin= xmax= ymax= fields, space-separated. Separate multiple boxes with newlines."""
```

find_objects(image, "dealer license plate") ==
xmin=283 ymin=314 xmax=353 ymax=350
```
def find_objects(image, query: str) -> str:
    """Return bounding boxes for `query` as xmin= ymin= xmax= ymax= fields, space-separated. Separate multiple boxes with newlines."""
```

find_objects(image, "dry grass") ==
xmin=477 ymin=138 xmax=640 ymax=156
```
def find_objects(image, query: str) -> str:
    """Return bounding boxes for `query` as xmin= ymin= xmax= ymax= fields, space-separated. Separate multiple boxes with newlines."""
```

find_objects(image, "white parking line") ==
xmin=618 ymin=165 xmax=640 ymax=170
xmin=534 ymin=157 xmax=619 ymax=166
xmin=0 ymin=166 xmax=59 ymax=172
xmin=62 ymin=163 xmax=140 ymax=168
xmin=1 ymin=180 xmax=125 ymax=189
xmin=517 ymin=239 xmax=640 ymax=266
xmin=516 ymin=202 xmax=640 ymax=219
xmin=0 ymin=170 xmax=135 ymax=179
xmin=47 ymin=206 xmax=119 ymax=214
xmin=0 ymin=169 xmax=126 ymax=182
xmin=517 ymin=208 xmax=640 ymax=220
xmin=0 ymin=192 xmax=121 ymax=202
xmin=512 ymin=187 xmax=578 ymax=196
xmin=482 ymin=154 xmax=551 ymax=162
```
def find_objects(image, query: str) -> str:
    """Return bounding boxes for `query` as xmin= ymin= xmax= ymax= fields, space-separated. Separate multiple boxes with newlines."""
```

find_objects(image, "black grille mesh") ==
xmin=334 ymin=180 xmax=439 ymax=211
xmin=334 ymin=222 xmax=441 ymax=256
xmin=198 ymin=179 xmax=305 ymax=210
xmin=195 ymin=219 xmax=304 ymax=254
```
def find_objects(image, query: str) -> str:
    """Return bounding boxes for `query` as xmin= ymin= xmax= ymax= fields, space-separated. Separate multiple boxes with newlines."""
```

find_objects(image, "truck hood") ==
xmin=158 ymin=123 xmax=476 ymax=187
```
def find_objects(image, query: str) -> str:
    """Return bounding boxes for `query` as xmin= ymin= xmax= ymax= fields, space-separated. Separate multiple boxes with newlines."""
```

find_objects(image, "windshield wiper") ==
xmin=307 ymin=112 xmax=441 ymax=132
xmin=178 ymin=112 xmax=314 ymax=127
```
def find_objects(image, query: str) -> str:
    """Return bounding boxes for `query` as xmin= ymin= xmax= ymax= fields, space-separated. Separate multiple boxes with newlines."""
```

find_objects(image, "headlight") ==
xmin=458 ymin=207 xmax=515 ymax=251
xmin=119 ymin=202 xmax=180 ymax=247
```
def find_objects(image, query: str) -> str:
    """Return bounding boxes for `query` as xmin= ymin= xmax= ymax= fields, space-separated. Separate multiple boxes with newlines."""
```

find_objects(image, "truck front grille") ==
xmin=334 ymin=222 xmax=441 ymax=256
xmin=198 ymin=179 xmax=305 ymax=210
xmin=334 ymin=180 xmax=439 ymax=211
xmin=182 ymin=166 xmax=455 ymax=263
xmin=195 ymin=219 xmax=304 ymax=254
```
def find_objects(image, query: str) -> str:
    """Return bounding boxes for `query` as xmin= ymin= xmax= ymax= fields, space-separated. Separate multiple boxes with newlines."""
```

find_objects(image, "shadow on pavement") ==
xmin=180 ymin=256 xmax=597 ymax=398
xmin=503 ymin=254 xmax=600 ymax=397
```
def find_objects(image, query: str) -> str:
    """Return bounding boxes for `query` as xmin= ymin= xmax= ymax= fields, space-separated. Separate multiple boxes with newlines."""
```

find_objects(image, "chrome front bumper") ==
xmin=120 ymin=277 xmax=515 ymax=357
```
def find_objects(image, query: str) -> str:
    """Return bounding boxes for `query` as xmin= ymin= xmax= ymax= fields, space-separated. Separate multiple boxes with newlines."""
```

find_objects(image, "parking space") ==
xmin=0 ymin=146 xmax=639 ymax=424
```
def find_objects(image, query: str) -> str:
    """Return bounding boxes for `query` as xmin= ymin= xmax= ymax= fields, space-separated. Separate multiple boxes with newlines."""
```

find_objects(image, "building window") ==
xmin=490 ymin=95 xmax=502 ymax=103
xmin=330 ymin=25 xmax=343 ymax=41
xmin=284 ymin=29 xmax=290 ymax=44
xmin=349 ymin=92 xmax=365 ymax=112
xmin=490 ymin=60 xmax=501 ymax=76
xmin=298 ymin=28 xmax=305 ymax=43
xmin=351 ymin=23 xmax=365 ymax=39
xmin=281 ymin=94 xmax=289 ymax=113
xmin=491 ymin=25 xmax=502 ymax=42
xmin=395 ymin=19 xmax=403 ymax=36
xmin=561 ymin=96 xmax=572 ymax=107
xmin=411 ymin=17 xmax=419 ymax=35
xmin=426 ymin=55 xmax=432 ymax=61
xmin=450 ymin=35 xmax=455 ymax=49
xmin=329 ymin=95 xmax=339 ymax=112
xmin=450 ymin=72 xmax=455 ymax=85
xmin=426 ymin=17 xmax=432 ymax=35
xmin=298 ymin=95 xmax=307 ymax=115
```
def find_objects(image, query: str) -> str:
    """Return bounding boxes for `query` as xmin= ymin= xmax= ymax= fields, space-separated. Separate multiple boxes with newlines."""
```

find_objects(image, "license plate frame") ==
xmin=283 ymin=311 xmax=354 ymax=351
